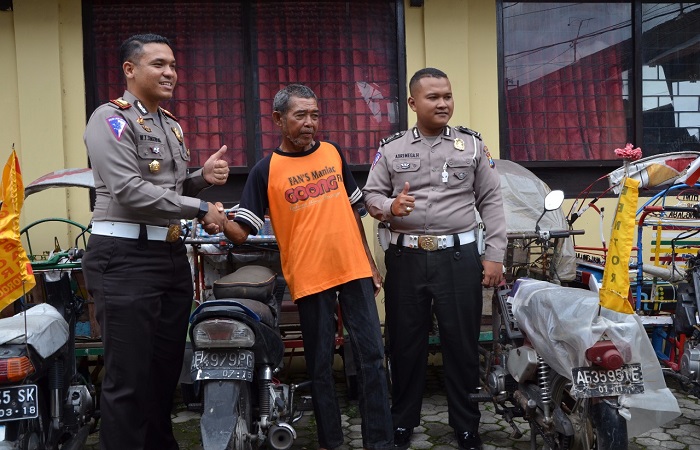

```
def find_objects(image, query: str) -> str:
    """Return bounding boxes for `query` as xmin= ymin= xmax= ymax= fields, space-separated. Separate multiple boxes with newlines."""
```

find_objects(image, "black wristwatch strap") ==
xmin=196 ymin=200 xmax=209 ymax=220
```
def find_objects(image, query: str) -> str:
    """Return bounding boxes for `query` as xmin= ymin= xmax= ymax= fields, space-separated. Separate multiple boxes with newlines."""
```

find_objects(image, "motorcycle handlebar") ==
xmin=506 ymin=229 xmax=585 ymax=240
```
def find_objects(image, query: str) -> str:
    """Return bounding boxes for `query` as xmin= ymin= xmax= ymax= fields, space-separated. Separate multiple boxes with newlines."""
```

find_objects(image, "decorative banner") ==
xmin=599 ymin=177 xmax=639 ymax=314
xmin=0 ymin=150 xmax=36 ymax=311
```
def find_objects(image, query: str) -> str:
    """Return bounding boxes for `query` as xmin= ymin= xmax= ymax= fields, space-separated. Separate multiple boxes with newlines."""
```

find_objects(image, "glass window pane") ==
xmin=87 ymin=1 xmax=247 ymax=167
xmin=253 ymin=1 xmax=400 ymax=164
xmin=642 ymin=3 xmax=700 ymax=154
xmin=85 ymin=1 xmax=401 ymax=168
xmin=503 ymin=2 xmax=632 ymax=161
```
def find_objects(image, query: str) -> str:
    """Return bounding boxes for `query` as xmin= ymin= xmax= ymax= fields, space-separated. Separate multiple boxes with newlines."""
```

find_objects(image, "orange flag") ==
xmin=0 ymin=150 xmax=35 ymax=310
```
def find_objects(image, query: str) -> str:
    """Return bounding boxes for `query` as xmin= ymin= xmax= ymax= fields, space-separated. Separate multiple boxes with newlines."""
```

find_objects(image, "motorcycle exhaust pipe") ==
xmin=267 ymin=422 xmax=296 ymax=450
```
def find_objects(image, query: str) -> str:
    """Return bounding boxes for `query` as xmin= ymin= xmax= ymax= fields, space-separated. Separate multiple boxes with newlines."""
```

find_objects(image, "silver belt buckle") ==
xmin=417 ymin=235 xmax=438 ymax=251
xmin=166 ymin=224 xmax=181 ymax=242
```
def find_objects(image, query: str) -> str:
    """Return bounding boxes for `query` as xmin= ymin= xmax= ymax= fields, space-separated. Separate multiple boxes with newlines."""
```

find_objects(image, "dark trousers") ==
xmin=82 ymin=235 xmax=193 ymax=450
xmin=296 ymin=278 xmax=394 ymax=450
xmin=384 ymin=242 xmax=483 ymax=434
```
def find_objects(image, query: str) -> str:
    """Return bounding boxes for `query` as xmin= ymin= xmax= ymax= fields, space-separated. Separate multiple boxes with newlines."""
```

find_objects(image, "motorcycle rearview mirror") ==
xmin=544 ymin=190 xmax=565 ymax=212
xmin=535 ymin=190 xmax=565 ymax=232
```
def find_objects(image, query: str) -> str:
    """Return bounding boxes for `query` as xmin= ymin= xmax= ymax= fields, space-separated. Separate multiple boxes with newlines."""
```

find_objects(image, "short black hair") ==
xmin=273 ymin=84 xmax=317 ymax=115
xmin=119 ymin=33 xmax=172 ymax=65
xmin=409 ymin=68 xmax=448 ymax=95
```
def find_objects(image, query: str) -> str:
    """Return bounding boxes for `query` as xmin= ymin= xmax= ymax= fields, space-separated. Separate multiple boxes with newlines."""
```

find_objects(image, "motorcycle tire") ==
xmin=549 ymin=374 xmax=628 ymax=450
xmin=232 ymin=382 xmax=254 ymax=450
xmin=549 ymin=374 xmax=593 ymax=450
xmin=200 ymin=381 xmax=255 ymax=450
xmin=11 ymin=388 xmax=48 ymax=450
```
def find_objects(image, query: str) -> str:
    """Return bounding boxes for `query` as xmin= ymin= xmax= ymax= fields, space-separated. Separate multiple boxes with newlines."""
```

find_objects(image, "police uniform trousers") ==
xmin=384 ymin=241 xmax=483 ymax=434
xmin=82 ymin=234 xmax=193 ymax=450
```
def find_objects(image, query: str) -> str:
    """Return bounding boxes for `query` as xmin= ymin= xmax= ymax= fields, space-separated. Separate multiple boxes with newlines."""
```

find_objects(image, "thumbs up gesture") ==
xmin=391 ymin=181 xmax=416 ymax=217
xmin=202 ymin=145 xmax=229 ymax=186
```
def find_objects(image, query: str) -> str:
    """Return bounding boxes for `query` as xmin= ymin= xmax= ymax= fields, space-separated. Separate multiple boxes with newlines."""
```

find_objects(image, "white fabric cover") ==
xmin=0 ymin=303 xmax=69 ymax=358
xmin=510 ymin=278 xmax=681 ymax=437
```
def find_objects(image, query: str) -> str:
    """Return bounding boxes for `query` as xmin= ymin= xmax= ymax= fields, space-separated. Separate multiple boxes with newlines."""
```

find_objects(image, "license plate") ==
xmin=571 ymin=363 xmax=645 ymax=398
xmin=191 ymin=349 xmax=254 ymax=381
xmin=0 ymin=385 xmax=39 ymax=423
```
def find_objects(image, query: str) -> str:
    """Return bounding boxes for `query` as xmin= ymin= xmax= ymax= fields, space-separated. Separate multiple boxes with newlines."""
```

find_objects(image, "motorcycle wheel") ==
xmin=548 ymin=374 xmax=594 ymax=450
xmin=231 ymin=382 xmax=254 ymax=450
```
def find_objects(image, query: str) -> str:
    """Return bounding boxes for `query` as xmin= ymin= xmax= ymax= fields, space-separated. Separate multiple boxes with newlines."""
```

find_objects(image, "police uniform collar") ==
xmin=410 ymin=126 xmax=454 ymax=142
xmin=411 ymin=127 xmax=421 ymax=141
xmin=133 ymin=100 xmax=149 ymax=116
xmin=122 ymin=91 xmax=154 ymax=117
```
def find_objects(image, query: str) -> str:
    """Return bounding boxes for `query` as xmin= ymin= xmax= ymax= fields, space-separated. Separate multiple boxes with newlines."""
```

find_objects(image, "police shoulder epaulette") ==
xmin=456 ymin=126 xmax=482 ymax=141
xmin=379 ymin=131 xmax=406 ymax=146
xmin=160 ymin=107 xmax=179 ymax=122
xmin=109 ymin=98 xmax=131 ymax=109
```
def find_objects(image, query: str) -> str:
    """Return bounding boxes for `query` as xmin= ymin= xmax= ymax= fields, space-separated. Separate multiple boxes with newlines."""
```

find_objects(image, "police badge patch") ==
xmin=371 ymin=151 xmax=382 ymax=170
xmin=107 ymin=116 xmax=127 ymax=140
xmin=484 ymin=145 xmax=495 ymax=168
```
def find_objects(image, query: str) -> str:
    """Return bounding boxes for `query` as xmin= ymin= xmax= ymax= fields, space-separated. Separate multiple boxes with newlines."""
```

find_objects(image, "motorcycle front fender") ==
xmin=200 ymin=380 xmax=243 ymax=450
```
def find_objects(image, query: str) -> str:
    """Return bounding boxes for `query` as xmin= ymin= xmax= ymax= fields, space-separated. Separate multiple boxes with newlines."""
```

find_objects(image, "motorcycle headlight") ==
xmin=192 ymin=319 xmax=255 ymax=348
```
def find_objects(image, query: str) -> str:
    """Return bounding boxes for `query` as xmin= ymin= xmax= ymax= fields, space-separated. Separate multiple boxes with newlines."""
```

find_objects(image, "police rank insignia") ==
xmin=137 ymin=116 xmax=152 ymax=133
xmin=484 ymin=146 xmax=495 ymax=168
xmin=454 ymin=138 xmax=465 ymax=151
xmin=172 ymin=126 xmax=183 ymax=143
xmin=149 ymin=160 xmax=161 ymax=173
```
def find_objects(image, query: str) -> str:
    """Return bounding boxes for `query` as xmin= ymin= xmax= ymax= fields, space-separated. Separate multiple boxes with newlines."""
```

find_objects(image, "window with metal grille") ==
xmin=499 ymin=1 xmax=700 ymax=194
xmin=83 ymin=0 xmax=405 ymax=176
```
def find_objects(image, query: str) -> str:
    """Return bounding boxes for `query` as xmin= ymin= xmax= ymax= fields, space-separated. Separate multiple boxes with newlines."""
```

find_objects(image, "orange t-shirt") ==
xmin=234 ymin=141 xmax=371 ymax=301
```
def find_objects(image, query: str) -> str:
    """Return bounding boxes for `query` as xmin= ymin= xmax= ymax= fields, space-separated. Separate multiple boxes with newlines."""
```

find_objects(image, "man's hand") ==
xmin=482 ymin=260 xmax=504 ymax=287
xmin=200 ymin=202 xmax=227 ymax=234
xmin=391 ymin=182 xmax=415 ymax=217
xmin=202 ymin=145 xmax=229 ymax=185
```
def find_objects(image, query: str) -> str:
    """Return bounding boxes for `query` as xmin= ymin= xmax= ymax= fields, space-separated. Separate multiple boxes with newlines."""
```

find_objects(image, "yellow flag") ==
xmin=598 ymin=177 xmax=639 ymax=314
xmin=0 ymin=150 xmax=36 ymax=311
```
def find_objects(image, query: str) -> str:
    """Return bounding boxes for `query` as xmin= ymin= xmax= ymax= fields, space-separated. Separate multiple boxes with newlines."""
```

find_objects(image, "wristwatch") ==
xmin=196 ymin=200 xmax=209 ymax=220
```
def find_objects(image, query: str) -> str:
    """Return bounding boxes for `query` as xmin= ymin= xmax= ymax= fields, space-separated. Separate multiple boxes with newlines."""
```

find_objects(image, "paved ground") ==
xmin=85 ymin=364 xmax=700 ymax=450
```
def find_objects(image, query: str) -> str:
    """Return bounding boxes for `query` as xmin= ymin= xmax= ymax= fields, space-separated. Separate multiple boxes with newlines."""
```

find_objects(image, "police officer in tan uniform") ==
xmin=82 ymin=34 xmax=229 ymax=450
xmin=363 ymin=68 xmax=506 ymax=450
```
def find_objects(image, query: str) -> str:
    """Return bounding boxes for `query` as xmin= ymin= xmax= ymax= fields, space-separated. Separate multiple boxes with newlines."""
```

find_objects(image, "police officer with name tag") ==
xmin=363 ymin=68 xmax=507 ymax=450
xmin=81 ymin=34 xmax=229 ymax=450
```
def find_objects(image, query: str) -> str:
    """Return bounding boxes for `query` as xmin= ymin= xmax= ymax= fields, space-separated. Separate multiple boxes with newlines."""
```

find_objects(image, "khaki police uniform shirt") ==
xmin=84 ymin=91 xmax=209 ymax=226
xmin=363 ymin=125 xmax=507 ymax=263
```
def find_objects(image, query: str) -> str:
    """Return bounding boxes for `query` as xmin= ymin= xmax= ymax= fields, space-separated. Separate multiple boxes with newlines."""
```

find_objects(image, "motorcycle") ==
xmin=0 ymin=271 xmax=96 ymax=449
xmin=187 ymin=263 xmax=310 ymax=450
xmin=469 ymin=190 xmax=638 ymax=449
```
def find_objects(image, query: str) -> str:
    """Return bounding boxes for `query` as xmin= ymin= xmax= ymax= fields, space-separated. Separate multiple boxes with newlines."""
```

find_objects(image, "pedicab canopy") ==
xmin=495 ymin=159 xmax=576 ymax=281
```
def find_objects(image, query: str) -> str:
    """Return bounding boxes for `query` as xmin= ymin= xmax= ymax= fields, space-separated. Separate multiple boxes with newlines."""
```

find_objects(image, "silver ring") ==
xmin=406 ymin=206 xmax=413 ymax=212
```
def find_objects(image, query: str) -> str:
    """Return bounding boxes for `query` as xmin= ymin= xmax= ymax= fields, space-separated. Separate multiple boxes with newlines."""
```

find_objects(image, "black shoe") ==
xmin=393 ymin=427 xmax=413 ymax=449
xmin=456 ymin=430 xmax=483 ymax=450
